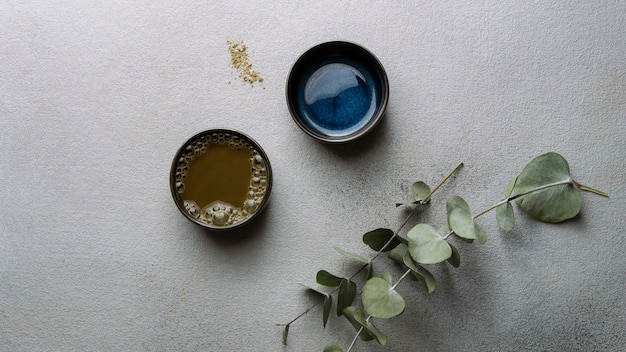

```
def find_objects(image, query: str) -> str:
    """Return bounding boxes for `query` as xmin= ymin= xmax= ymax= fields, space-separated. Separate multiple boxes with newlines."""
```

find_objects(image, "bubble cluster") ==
xmin=173 ymin=131 xmax=270 ymax=228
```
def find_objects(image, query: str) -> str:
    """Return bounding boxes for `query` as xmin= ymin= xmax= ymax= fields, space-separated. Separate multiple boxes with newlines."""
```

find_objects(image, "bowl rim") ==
xmin=286 ymin=41 xmax=389 ymax=144
xmin=169 ymin=128 xmax=273 ymax=231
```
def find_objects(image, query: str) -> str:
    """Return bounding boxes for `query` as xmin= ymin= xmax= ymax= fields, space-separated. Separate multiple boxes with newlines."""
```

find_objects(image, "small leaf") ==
xmin=396 ymin=181 xmax=432 ymax=206
xmin=513 ymin=152 xmax=581 ymax=223
xmin=316 ymin=270 xmax=343 ymax=287
xmin=337 ymin=279 xmax=357 ymax=317
xmin=282 ymin=325 xmax=289 ymax=345
xmin=448 ymin=207 xmax=487 ymax=244
xmin=412 ymin=181 xmax=431 ymax=202
xmin=447 ymin=242 xmax=461 ymax=268
xmin=362 ymin=277 xmax=405 ymax=319
xmin=446 ymin=196 xmax=487 ymax=243
xmin=407 ymin=224 xmax=452 ymax=264
xmin=496 ymin=202 xmax=515 ymax=232
xmin=363 ymin=319 xmax=387 ymax=346
xmin=323 ymin=342 xmax=343 ymax=352
xmin=446 ymin=195 xmax=471 ymax=216
xmin=403 ymin=252 xmax=437 ymax=293
xmin=323 ymin=295 xmax=332 ymax=328
xmin=334 ymin=247 xmax=370 ymax=264
xmin=505 ymin=175 xmax=518 ymax=198
xmin=363 ymin=228 xmax=400 ymax=252
xmin=300 ymin=283 xmax=324 ymax=295
xmin=342 ymin=306 xmax=375 ymax=341
xmin=388 ymin=243 xmax=407 ymax=265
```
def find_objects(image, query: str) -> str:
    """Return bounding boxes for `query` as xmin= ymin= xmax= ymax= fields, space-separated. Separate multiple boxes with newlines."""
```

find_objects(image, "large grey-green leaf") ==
xmin=362 ymin=277 xmax=405 ymax=319
xmin=407 ymin=224 xmax=452 ymax=264
xmin=512 ymin=152 xmax=581 ymax=223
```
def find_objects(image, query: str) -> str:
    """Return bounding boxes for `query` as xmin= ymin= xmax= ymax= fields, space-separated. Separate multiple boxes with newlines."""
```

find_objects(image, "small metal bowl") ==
xmin=286 ymin=41 xmax=389 ymax=143
xmin=170 ymin=129 xmax=272 ymax=231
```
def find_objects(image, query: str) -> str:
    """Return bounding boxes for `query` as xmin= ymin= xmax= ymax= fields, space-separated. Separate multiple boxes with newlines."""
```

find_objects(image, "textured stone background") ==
xmin=1 ymin=1 xmax=624 ymax=351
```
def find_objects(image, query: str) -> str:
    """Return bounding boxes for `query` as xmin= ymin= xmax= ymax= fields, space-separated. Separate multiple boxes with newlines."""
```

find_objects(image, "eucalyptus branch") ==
xmin=281 ymin=152 xmax=607 ymax=352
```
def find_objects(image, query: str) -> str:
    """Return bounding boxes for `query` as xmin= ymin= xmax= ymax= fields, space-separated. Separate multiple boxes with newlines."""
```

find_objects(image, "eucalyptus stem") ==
xmin=346 ymin=327 xmax=364 ymax=352
xmin=573 ymin=180 xmax=609 ymax=197
xmin=424 ymin=162 xmax=464 ymax=203
xmin=472 ymin=179 xmax=573 ymax=220
xmin=444 ymin=177 xmax=607 ymax=241
xmin=390 ymin=269 xmax=412 ymax=291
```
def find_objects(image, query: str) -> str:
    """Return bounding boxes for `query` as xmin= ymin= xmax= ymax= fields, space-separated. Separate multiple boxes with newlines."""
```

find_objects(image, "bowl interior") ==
xmin=170 ymin=129 xmax=272 ymax=231
xmin=287 ymin=42 xmax=389 ymax=143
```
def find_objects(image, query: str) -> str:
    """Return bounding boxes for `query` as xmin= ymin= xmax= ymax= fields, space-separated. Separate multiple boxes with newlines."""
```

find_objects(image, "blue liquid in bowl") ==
xmin=295 ymin=59 xmax=380 ymax=138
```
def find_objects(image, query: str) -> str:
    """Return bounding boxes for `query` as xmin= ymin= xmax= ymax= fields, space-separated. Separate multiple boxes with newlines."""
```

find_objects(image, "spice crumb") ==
xmin=227 ymin=40 xmax=264 ymax=86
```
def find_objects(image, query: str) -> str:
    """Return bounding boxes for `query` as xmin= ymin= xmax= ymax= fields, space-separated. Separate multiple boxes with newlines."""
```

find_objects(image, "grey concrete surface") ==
xmin=1 ymin=1 xmax=624 ymax=351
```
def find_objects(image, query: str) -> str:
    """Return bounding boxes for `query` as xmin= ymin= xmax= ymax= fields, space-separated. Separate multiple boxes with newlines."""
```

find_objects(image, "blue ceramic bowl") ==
xmin=286 ymin=41 xmax=389 ymax=143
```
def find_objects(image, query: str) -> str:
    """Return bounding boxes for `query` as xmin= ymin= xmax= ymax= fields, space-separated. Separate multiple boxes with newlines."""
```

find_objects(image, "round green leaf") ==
xmin=363 ymin=228 xmax=400 ymax=252
xmin=407 ymin=223 xmax=452 ymax=264
xmin=412 ymin=181 xmax=431 ymax=202
xmin=496 ymin=202 xmax=515 ymax=232
xmin=362 ymin=277 xmax=405 ymax=319
xmin=513 ymin=152 xmax=581 ymax=223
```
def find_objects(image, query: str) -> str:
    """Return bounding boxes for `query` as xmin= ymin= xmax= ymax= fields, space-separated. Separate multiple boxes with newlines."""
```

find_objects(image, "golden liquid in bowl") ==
xmin=172 ymin=131 xmax=270 ymax=228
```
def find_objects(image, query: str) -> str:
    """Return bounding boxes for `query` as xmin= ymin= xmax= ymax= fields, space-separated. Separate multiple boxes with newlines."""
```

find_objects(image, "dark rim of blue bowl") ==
xmin=286 ymin=41 xmax=389 ymax=143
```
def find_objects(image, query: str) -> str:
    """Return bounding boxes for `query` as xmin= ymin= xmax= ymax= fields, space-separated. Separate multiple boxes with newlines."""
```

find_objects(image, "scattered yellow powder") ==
xmin=227 ymin=40 xmax=263 ymax=86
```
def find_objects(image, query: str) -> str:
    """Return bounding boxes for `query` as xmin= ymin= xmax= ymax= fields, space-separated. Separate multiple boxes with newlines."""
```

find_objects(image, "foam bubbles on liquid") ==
xmin=174 ymin=132 xmax=269 ymax=228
